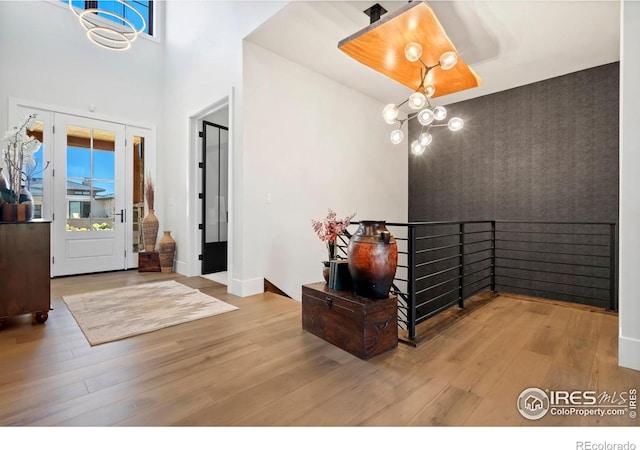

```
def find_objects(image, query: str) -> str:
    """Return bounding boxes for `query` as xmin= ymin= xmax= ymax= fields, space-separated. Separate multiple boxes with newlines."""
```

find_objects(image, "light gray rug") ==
xmin=63 ymin=280 xmax=238 ymax=345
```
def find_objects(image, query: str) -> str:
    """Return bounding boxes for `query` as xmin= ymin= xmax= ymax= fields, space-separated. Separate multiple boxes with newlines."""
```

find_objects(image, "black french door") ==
xmin=201 ymin=121 xmax=228 ymax=274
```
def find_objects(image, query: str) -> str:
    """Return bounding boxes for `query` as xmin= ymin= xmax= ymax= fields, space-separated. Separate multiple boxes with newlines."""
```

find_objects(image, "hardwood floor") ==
xmin=0 ymin=270 xmax=638 ymax=427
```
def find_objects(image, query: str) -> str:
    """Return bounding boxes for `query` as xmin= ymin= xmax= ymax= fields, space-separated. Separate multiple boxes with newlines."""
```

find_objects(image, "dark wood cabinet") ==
xmin=302 ymin=282 xmax=398 ymax=360
xmin=0 ymin=221 xmax=51 ymax=327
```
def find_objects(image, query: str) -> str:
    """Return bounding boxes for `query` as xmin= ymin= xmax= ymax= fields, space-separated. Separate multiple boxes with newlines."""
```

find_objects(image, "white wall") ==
xmin=0 ymin=1 xmax=163 ymax=131
xmin=161 ymin=1 xmax=286 ymax=286
xmin=243 ymin=42 xmax=408 ymax=300
xmin=619 ymin=1 xmax=640 ymax=371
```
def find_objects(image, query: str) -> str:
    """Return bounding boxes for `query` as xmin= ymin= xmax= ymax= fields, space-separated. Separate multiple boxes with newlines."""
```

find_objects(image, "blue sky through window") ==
xmin=64 ymin=1 xmax=152 ymax=35
xmin=65 ymin=147 xmax=116 ymax=195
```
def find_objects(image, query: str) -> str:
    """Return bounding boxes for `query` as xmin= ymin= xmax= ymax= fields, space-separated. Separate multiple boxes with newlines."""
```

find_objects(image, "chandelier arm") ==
xmin=406 ymin=112 xmax=419 ymax=121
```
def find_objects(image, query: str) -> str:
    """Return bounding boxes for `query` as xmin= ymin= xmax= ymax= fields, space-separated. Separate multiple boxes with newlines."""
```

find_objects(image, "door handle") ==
xmin=114 ymin=209 xmax=125 ymax=223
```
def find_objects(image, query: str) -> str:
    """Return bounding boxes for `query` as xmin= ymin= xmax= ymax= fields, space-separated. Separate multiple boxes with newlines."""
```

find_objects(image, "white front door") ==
xmin=52 ymin=114 xmax=126 ymax=276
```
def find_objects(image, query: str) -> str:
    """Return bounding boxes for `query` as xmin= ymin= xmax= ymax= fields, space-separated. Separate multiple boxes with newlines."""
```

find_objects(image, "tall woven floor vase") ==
xmin=159 ymin=231 xmax=176 ymax=273
xmin=142 ymin=208 xmax=159 ymax=252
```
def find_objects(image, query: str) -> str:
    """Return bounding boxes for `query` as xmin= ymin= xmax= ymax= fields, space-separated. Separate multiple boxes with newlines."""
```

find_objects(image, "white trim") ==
xmin=9 ymin=97 xmax=156 ymax=131
xmin=188 ymin=92 xmax=234 ymax=291
xmin=619 ymin=335 xmax=640 ymax=371
xmin=232 ymin=277 xmax=264 ymax=298
xmin=175 ymin=259 xmax=189 ymax=276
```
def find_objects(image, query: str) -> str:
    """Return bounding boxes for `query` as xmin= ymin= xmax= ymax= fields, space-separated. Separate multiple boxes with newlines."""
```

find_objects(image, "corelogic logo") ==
xmin=517 ymin=387 xmax=550 ymax=420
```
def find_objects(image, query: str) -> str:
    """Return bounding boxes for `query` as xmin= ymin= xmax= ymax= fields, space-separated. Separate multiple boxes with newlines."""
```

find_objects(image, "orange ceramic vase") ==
xmin=347 ymin=221 xmax=398 ymax=299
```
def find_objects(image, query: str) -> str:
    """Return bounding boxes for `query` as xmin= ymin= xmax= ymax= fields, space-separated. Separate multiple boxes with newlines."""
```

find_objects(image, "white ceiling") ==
xmin=246 ymin=1 xmax=621 ymax=106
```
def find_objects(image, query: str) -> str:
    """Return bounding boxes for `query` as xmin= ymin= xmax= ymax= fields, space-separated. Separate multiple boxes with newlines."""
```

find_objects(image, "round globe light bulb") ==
xmin=408 ymin=92 xmax=426 ymax=110
xmin=448 ymin=117 xmax=464 ymax=131
xmin=424 ymin=85 xmax=436 ymax=98
xmin=411 ymin=140 xmax=425 ymax=155
xmin=382 ymin=103 xmax=399 ymax=124
xmin=417 ymin=108 xmax=434 ymax=126
xmin=439 ymin=51 xmax=458 ymax=70
xmin=404 ymin=42 xmax=423 ymax=62
xmin=419 ymin=132 xmax=433 ymax=146
xmin=433 ymin=105 xmax=447 ymax=121
xmin=390 ymin=129 xmax=404 ymax=145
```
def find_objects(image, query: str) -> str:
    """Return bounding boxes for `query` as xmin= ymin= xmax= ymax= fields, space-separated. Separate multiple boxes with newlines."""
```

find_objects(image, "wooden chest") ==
xmin=138 ymin=251 xmax=161 ymax=272
xmin=301 ymin=282 xmax=398 ymax=360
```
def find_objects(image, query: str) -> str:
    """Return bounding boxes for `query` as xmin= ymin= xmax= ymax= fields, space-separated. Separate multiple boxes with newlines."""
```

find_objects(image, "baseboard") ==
xmin=174 ymin=260 xmax=189 ymax=276
xmin=230 ymin=277 xmax=264 ymax=297
xmin=619 ymin=335 xmax=640 ymax=371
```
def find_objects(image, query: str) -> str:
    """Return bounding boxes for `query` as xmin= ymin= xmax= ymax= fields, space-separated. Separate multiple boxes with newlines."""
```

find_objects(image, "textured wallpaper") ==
xmin=407 ymin=62 xmax=619 ymax=308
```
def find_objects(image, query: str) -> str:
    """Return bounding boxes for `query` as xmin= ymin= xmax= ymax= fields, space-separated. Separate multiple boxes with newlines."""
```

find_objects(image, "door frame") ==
xmin=8 ymin=97 xmax=157 ymax=274
xmin=188 ymin=93 xmax=233 ymax=287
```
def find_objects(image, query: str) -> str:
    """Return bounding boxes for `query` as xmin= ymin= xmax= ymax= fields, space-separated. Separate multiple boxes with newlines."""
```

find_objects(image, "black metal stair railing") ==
xmin=335 ymin=220 xmax=617 ymax=342
xmin=492 ymin=221 xmax=617 ymax=311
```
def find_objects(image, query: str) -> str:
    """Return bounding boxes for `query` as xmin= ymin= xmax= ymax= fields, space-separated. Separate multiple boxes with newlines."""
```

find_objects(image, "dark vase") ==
xmin=347 ymin=221 xmax=398 ymax=299
xmin=322 ymin=261 xmax=330 ymax=284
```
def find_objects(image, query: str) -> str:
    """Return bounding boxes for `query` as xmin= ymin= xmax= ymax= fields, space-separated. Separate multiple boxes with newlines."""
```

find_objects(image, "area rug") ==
xmin=63 ymin=280 xmax=238 ymax=345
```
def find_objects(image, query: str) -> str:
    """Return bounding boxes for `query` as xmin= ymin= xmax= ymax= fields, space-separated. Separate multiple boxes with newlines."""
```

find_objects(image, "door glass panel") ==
xmin=67 ymin=148 xmax=91 ymax=178
xmin=93 ymin=181 xmax=115 ymax=230
xmin=204 ymin=126 xmax=229 ymax=244
xmin=205 ymin=125 xmax=220 ymax=244
xmin=66 ymin=126 xmax=116 ymax=232
xmin=25 ymin=119 xmax=45 ymax=219
xmin=202 ymin=121 xmax=228 ymax=274
xmin=219 ymin=129 xmax=228 ymax=241
xmin=132 ymin=136 xmax=145 ymax=253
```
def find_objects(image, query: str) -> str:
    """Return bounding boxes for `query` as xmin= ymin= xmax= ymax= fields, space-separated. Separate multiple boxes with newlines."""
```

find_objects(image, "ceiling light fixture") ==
xmin=68 ymin=0 xmax=146 ymax=51
xmin=338 ymin=1 xmax=481 ymax=154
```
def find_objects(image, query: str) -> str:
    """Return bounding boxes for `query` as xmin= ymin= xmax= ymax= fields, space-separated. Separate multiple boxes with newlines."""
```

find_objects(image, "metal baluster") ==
xmin=609 ymin=223 xmax=617 ymax=311
xmin=459 ymin=223 xmax=465 ymax=308
xmin=408 ymin=225 xmax=416 ymax=340
xmin=491 ymin=220 xmax=496 ymax=292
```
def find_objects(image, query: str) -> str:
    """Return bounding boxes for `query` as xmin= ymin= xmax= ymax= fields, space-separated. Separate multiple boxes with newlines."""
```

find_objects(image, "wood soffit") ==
xmin=338 ymin=1 xmax=481 ymax=98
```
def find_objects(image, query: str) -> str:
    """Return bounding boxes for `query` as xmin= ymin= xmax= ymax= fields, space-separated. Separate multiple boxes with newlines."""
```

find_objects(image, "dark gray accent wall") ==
xmin=407 ymin=62 xmax=619 ymax=308
xmin=408 ymin=62 xmax=619 ymax=223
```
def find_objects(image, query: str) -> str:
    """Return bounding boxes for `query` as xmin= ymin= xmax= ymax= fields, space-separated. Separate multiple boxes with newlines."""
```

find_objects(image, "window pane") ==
xmin=93 ymin=181 xmax=115 ymax=230
xmin=26 ymin=119 xmax=45 ymax=220
xmin=97 ymin=1 xmax=125 ymax=26
xmin=62 ymin=0 xmax=153 ymax=36
xmin=93 ymin=150 xmax=115 ymax=180
xmin=125 ymin=1 xmax=147 ymax=33
xmin=67 ymin=147 xmax=91 ymax=179
xmin=132 ymin=135 xmax=145 ymax=253
xmin=66 ymin=126 xmax=116 ymax=232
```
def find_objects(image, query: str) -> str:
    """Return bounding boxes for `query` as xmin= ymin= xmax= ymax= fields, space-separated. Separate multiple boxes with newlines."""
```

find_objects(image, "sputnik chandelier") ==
xmin=337 ymin=2 xmax=481 ymax=156
xmin=383 ymin=42 xmax=464 ymax=156
xmin=68 ymin=0 xmax=146 ymax=51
